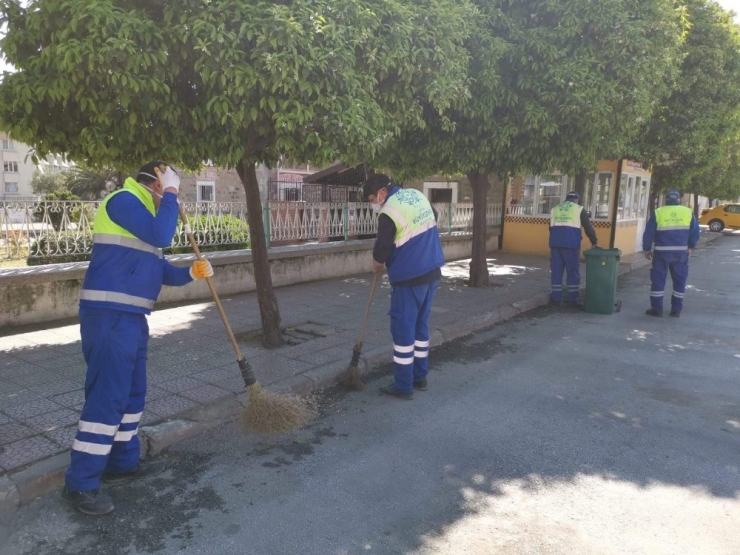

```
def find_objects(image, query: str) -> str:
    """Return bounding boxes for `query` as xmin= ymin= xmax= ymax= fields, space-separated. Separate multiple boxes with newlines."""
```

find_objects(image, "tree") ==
xmin=685 ymin=131 xmax=740 ymax=215
xmin=65 ymin=166 xmax=120 ymax=199
xmin=0 ymin=0 xmax=474 ymax=346
xmin=30 ymin=169 xmax=67 ymax=196
xmin=383 ymin=0 xmax=685 ymax=286
xmin=641 ymin=0 xmax=740 ymax=192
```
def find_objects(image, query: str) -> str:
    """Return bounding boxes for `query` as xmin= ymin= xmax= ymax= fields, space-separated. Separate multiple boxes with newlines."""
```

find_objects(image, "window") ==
xmin=2 ymin=139 xmax=13 ymax=150
xmin=638 ymin=180 xmax=648 ymax=218
xmin=595 ymin=173 xmax=611 ymax=219
xmin=3 ymin=161 xmax=19 ymax=173
xmin=197 ymin=181 xmax=215 ymax=202
xmin=726 ymin=205 xmax=740 ymax=213
xmin=4 ymin=182 xmax=18 ymax=193
xmin=519 ymin=175 xmax=537 ymax=215
xmin=538 ymin=174 xmax=567 ymax=215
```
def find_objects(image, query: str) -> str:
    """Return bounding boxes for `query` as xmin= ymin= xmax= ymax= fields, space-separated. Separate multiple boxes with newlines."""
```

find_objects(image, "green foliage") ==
xmin=382 ymin=0 xmax=686 ymax=179
xmin=27 ymin=232 xmax=92 ymax=265
xmin=33 ymin=189 xmax=81 ymax=231
xmin=65 ymin=166 xmax=119 ymax=199
xmin=165 ymin=214 xmax=250 ymax=254
xmin=642 ymin=0 xmax=740 ymax=190
xmin=684 ymin=131 xmax=740 ymax=201
xmin=30 ymin=169 xmax=67 ymax=196
xmin=0 ymin=0 xmax=475 ymax=172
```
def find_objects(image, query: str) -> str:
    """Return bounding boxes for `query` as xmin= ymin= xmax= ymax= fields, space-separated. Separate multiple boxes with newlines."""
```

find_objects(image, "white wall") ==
xmin=0 ymin=133 xmax=36 ymax=199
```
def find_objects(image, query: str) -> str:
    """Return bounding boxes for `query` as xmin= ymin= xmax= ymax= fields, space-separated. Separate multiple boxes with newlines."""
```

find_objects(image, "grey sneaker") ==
xmin=379 ymin=384 xmax=414 ymax=400
xmin=63 ymin=487 xmax=114 ymax=516
xmin=103 ymin=460 xmax=166 ymax=485
xmin=413 ymin=380 xmax=428 ymax=391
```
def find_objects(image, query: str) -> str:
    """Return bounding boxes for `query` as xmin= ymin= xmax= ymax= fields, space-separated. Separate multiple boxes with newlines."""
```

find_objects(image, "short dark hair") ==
xmin=363 ymin=173 xmax=392 ymax=200
xmin=136 ymin=160 xmax=167 ymax=185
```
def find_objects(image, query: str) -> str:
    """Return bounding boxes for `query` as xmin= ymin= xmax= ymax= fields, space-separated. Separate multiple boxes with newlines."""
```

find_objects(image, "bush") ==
xmin=165 ymin=214 xmax=250 ymax=254
xmin=27 ymin=233 xmax=92 ymax=265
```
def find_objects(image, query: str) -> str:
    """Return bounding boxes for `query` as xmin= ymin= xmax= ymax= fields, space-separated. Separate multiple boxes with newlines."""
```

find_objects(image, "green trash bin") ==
xmin=584 ymin=248 xmax=622 ymax=314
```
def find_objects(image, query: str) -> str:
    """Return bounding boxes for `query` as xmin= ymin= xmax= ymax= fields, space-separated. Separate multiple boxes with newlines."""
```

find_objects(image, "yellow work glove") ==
xmin=190 ymin=260 xmax=214 ymax=280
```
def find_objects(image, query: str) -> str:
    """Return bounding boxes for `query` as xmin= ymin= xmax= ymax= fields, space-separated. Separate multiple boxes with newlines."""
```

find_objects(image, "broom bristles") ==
xmin=241 ymin=383 xmax=317 ymax=434
xmin=339 ymin=363 xmax=365 ymax=391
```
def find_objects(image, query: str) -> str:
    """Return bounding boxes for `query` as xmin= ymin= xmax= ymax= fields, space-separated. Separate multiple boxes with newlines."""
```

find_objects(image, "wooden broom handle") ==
xmin=357 ymin=272 xmax=379 ymax=344
xmin=178 ymin=203 xmax=244 ymax=360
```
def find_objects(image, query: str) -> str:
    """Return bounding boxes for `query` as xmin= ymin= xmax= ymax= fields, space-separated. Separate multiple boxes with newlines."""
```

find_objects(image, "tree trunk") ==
xmin=468 ymin=172 xmax=490 ymax=287
xmin=237 ymin=161 xmax=284 ymax=348
xmin=574 ymin=172 xmax=587 ymax=199
xmin=693 ymin=193 xmax=700 ymax=219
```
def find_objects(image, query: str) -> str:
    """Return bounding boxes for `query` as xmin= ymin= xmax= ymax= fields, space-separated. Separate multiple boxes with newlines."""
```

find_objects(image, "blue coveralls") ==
xmin=642 ymin=204 xmax=700 ymax=314
xmin=378 ymin=187 xmax=445 ymax=394
xmin=549 ymin=201 xmax=596 ymax=303
xmin=65 ymin=180 xmax=192 ymax=492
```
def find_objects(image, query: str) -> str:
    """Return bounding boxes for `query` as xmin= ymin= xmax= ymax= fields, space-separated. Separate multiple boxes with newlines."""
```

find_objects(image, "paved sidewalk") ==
xmin=0 ymin=232 xmax=719 ymax=507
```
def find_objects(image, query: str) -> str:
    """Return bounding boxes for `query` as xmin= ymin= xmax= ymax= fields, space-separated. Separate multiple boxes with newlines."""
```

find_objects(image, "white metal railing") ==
xmin=1 ymin=199 xmax=503 ymax=262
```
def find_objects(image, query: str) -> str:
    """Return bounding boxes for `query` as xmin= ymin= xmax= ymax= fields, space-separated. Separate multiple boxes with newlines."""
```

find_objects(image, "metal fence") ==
xmin=0 ymin=199 xmax=503 ymax=262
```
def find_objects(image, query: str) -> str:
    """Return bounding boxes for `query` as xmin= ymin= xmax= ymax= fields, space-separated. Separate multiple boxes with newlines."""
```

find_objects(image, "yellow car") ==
xmin=698 ymin=203 xmax=740 ymax=231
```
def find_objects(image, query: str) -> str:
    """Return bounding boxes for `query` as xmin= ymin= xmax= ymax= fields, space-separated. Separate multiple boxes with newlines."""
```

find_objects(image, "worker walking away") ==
xmin=642 ymin=190 xmax=699 ymax=317
xmin=365 ymin=174 xmax=445 ymax=400
xmin=64 ymin=161 xmax=214 ymax=515
xmin=549 ymin=191 xmax=598 ymax=307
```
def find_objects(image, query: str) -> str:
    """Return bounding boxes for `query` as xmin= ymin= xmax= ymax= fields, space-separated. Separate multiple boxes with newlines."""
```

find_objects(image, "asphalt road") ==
xmin=1 ymin=236 xmax=739 ymax=555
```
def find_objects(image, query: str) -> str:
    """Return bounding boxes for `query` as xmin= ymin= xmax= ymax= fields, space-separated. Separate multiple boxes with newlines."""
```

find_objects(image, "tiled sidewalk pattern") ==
xmin=0 ymin=253 xmax=552 ymax=473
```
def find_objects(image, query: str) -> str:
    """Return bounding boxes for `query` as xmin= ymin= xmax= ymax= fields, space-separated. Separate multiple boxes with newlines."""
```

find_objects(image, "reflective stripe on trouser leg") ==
xmin=413 ymin=280 xmax=438 ymax=382
xmin=649 ymin=253 xmax=669 ymax=311
xmin=107 ymin=314 xmax=148 ymax=475
xmin=563 ymin=248 xmax=581 ymax=302
xmin=667 ymin=251 xmax=689 ymax=313
xmin=550 ymin=248 xmax=566 ymax=302
xmin=65 ymin=308 xmax=146 ymax=492
xmin=390 ymin=284 xmax=425 ymax=394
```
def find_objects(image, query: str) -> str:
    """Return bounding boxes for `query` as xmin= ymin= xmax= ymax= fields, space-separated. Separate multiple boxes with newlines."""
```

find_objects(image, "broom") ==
xmin=339 ymin=272 xmax=380 ymax=390
xmin=158 ymin=166 xmax=316 ymax=433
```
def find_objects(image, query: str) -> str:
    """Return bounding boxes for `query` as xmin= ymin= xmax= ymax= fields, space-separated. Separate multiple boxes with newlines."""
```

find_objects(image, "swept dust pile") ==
xmin=241 ymin=383 xmax=317 ymax=434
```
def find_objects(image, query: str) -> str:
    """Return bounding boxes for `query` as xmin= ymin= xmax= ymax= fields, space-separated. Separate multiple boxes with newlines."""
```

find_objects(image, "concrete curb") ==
xmin=0 ymin=234 xmax=722 ymax=511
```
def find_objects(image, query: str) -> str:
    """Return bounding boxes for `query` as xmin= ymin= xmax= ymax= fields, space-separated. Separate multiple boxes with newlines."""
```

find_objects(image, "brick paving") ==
xmin=0 ymin=252 xmax=553 ymax=473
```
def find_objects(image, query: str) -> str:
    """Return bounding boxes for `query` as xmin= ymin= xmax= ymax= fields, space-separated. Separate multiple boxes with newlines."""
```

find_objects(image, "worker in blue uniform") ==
xmin=365 ymin=174 xmax=445 ymax=400
xmin=549 ymin=191 xmax=598 ymax=306
xmin=64 ymin=161 xmax=214 ymax=515
xmin=642 ymin=190 xmax=699 ymax=317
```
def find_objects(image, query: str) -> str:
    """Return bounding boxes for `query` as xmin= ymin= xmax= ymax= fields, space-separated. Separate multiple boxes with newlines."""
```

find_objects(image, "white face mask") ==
xmin=372 ymin=202 xmax=382 ymax=214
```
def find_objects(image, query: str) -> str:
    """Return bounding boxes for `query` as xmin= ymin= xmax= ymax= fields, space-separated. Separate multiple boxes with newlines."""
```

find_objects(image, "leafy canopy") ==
xmin=383 ymin=0 xmax=686 ymax=179
xmin=642 ymin=0 xmax=740 ymax=191
xmin=0 ymin=0 xmax=475 ymax=172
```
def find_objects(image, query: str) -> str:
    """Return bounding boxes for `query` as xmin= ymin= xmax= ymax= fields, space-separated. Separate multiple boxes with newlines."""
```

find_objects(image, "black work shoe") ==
xmin=63 ymin=487 xmax=114 ymax=516
xmin=413 ymin=380 xmax=428 ymax=391
xmin=103 ymin=460 xmax=167 ymax=485
xmin=379 ymin=384 xmax=414 ymax=400
xmin=550 ymin=299 xmax=562 ymax=307
xmin=645 ymin=308 xmax=663 ymax=318
xmin=670 ymin=311 xmax=681 ymax=318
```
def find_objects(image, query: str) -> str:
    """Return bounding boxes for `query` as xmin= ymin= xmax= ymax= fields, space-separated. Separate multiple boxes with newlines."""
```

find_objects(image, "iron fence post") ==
xmin=448 ymin=202 xmax=453 ymax=235
xmin=343 ymin=201 xmax=349 ymax=242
